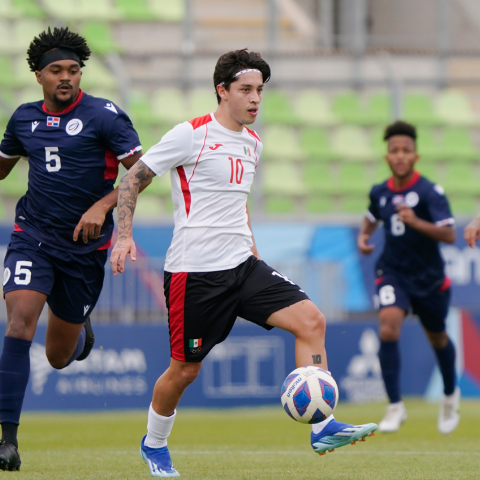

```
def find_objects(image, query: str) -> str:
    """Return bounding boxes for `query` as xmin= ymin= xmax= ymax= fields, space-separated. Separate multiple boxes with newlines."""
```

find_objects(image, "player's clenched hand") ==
xmin=73 ymin=203 xmax=107 ymax=243
xmin=357 ymin=233 xmax=375 ymax=255
xmin=464 ymin=218 xmax=480 ymax=248
xmin=396 ymin=205 xmax=418 ymax=226
xmin=110 ymin=236 xmax=137 ymax=276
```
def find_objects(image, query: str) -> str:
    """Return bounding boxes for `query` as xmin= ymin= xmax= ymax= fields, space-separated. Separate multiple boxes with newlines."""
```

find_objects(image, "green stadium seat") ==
xmin=13 ymin=19 xmax=44 ymax=54
xmin=136 ymin=126 xmax=159 ymax=152
xmin=404 ymin=93 xmax=441 ymax=126
xmin=128 ymin=90 xmax=157 ymax=126
xmin=80 ymin=0 xmax=119 ymax=20
xmin=263 ymin=90 xmax=297 ymax=125
xmin=0 ymin=56 xmax=16 ymax=88
xmin=17 ymin=86 xmax=43 ymax=105
xmin=148 ymin=0 xmax=185 ymax=22
xmin=135 ymin=195 xmax=164 ymax=218
xmin=305 ymin=195 xmax=333 ymax=213
xmin=264 ymin=196 xmax=296 ymax=214
xmin=332 ymin=91 xmax=367 ymax=125
xmin=153 ymin=88 xmax=186 ymax=125
xmin=0 ymin=20 xmax=14 ymax=54
xmin=441 ymin=127 xmax=480 ymax=162
xmin=81 ymin=56 xmax=117 ymax=89
xmin=371 ymin=127 xmax=387 ymax=159
xmin=82 ymin=22 xmax=120 ymax=56
xmin=116 ymin=0 xmax=151 ymax=20
xmin=332 ymin=126 xmax=374 ymax=161
xmin=300 ymin=127 xmax=337 ymax=162
xmin=263 ymin=163 xmax=304 ymax=195
xmin=12 ymin=0 xmax=44 ymax=18
xmin=0 ymin=0 xmax=20 ymax=19
xmin=262 ymin=126 xmax=304 ymax=162
xmin=443 ymin=164 xmax=479 ymax=195
xmin=13 ymin=56 xmax=34 ymax=88
xmin=342 ymin=194 xmax=370 ymax=213
xmin=338 ymin=163 xmax=372 ymax=194
xmin=366 ymin=92 xmax=391 ymax=125
xmin=303 ymin=163 xmax=336 ymax=194
xmin=42 ymin=0 xmax=76 ymax=20
xmin=374 ymin=161 xmax=391 ymax=183
xmin=188 ymin=89 xmax=217 ymax=119
xmin=416 ymin=127 xmax=443 ymax=162
xmin=449 ymin=196 xmax=478 ymax=215
xmin=2 ymin=161 xmax=28 ymax=198
xmin=295 ymin=90 xmax=337 ymax=126
xmin=436 ymin=89 xmax=479 ymax=127
xmin=417 ymin=162 xmax=439 ymax=183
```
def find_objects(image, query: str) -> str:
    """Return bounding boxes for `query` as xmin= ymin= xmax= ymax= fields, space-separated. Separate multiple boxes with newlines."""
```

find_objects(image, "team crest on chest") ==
xmin=46 ymin=116 xmax=60 ymax=127
xmin=243 ymin=146 xmax=251 ymax=157
xmin=392 ymin=195 xmax=405 ymax=206
xmin=405 ymin=191 xmax=419 ymax=207
xmin=66 ymin=119 xmax=83 ymax=136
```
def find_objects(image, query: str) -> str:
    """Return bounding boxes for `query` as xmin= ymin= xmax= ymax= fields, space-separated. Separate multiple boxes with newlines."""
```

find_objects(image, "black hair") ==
xmin=383 ymin=120 xmax=417 ymax=142
xmin=27 ymin=26 xmax=91 ymax=72
xmin=213 ymin=49 xmax=271 ymax=104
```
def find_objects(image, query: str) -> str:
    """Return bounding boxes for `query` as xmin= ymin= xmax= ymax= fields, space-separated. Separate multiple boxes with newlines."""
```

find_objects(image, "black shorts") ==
xmin=3 ymin=231 xmax=107 ymax=324
xmin=164 ymin=255 xmax=309 ymax=362
xmin=376 ymin=274 xmax=451 ymax=333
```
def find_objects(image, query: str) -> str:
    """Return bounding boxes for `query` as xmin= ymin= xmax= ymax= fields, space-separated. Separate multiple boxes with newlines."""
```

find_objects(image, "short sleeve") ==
xmin=99 ymin=102 xmax=142 ymax=160
xmin=0 ymin=113 xmax=27 ymax=159
xmin=141 ymin=122 xmax=193 ymax=178
xmin=366 ymin=188 xmax=380 ymax=223
xmin=426 ymin=183 xmax=455 ymax=226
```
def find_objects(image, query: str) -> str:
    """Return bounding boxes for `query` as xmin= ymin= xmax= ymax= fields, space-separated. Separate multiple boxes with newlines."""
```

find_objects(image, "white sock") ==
xmin=311 ymin=414 xmax=334 ymax=434
xmin=144 ymin=404 xmax=176 ymax=449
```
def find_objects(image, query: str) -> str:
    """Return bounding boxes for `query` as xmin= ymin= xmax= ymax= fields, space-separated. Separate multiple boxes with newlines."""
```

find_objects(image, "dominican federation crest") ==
xmin=189 ymin=338 xmax=202 ymax=353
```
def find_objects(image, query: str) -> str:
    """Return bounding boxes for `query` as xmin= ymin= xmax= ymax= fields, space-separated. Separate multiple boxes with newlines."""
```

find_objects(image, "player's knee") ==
xmin=5 ymin=315 xmax=36 ymax=340
xmin=425 ymin=330 xmax=448 ymax=349
xmin=45 ymin=347 xmax=71 ymax=370
xmin=177 ymin=363 xmax=201 ymax=386
xmin=379 ymin=323 xmax=400 ymax=342
xmin=297 ymin=308 xmax=326 ymax=338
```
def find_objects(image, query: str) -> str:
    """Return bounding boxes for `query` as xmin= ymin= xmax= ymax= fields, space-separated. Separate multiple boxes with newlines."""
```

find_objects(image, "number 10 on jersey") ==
xmin=228 ymin=157 xmax=244 ymax=184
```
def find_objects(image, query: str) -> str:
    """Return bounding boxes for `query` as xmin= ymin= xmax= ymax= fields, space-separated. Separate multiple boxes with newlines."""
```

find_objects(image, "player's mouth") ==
xmin=247 ymin=108 xmax=258 ymax=116
xmin=57 ymin=84 xmax=72 ymax=93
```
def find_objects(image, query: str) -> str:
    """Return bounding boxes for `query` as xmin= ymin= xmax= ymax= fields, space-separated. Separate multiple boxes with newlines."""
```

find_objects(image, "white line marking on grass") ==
xmin=169 ymin=450 xmax=480 ymax=456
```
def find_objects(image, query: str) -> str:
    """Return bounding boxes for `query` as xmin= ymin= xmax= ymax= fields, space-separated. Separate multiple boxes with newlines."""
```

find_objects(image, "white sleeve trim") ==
xmin=435 ymin=218 xmax=455 ymax=227
xmin=365 ymin=210 xmax=378 ymax=223
xmin=0 ymin=151 xmax=21 ymax=159
xmin=117 ymin=145 xmax=142 ymax=160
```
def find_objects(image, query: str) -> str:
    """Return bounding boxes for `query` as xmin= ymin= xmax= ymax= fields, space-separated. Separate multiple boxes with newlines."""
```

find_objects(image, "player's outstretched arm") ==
xmin=110 ymin=160 xmax=156 ymax=276
xmin=464 ymin=216 xmax=480 ymax=248
xmin=358 ymin=217 xmax=378 ymax=255
xmin=0 ymin=157 xmax=20 ymax=180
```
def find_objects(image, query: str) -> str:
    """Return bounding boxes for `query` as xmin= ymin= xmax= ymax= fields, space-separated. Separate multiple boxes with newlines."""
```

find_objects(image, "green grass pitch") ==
xmin=13 ymin=399 xmax=480 ymax=479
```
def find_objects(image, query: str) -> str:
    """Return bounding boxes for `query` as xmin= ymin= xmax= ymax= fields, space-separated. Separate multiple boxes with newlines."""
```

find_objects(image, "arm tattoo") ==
xmin=117 ymin=160 xmax=156 ymax=238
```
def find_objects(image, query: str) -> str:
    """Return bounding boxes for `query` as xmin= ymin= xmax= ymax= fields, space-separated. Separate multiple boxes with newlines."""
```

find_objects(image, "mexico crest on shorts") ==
xmin=189 ymin=338 xmax=202 ymax=353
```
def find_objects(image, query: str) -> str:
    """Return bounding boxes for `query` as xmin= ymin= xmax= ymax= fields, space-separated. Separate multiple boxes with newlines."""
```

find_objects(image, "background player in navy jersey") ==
xmin=0 ymin=27 xmax=148 ymax=470
xmin=358 ymin=120 xmax=459 ymax=435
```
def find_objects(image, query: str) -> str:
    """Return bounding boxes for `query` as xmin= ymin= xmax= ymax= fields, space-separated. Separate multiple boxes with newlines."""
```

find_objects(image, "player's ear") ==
xmin=34 ymin=70 xmax=42 ymax=85
xmin=216 ymin=84 xmax=227 ymax=102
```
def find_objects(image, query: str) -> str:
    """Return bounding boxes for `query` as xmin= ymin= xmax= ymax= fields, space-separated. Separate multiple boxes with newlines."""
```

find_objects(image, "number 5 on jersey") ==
xmin=228 ymin=157 xmax=244 ymax=184
xmin=45 ymin=147 xmax=61 ymax=172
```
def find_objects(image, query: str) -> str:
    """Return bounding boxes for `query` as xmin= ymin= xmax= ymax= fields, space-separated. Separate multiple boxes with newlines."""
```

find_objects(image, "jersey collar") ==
xmin=387 ymin=171 xmax=421 ymax=192
xmin=42 ymin=89 xmax=83 ymax=115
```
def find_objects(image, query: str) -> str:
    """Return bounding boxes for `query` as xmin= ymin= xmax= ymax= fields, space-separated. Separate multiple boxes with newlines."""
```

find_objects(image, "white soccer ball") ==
xmin=280 ymin=366 xmax=339 ymax=424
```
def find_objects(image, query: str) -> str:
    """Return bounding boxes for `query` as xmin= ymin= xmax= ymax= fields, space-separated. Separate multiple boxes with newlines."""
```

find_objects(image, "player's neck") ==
xmin=43 ymin=92 xmax=79 ymax=113
xmin=392 ymin=170 xmax=416 ymax=189
xmin=214 ymin=107 xmax=244 ymax=133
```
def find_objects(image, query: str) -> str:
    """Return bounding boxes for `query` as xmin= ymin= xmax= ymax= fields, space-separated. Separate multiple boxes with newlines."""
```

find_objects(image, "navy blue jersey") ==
xmin=367 ymin=171 xmax=454 ymax=296
xmin=0 ymin=90 xmax=141 ymax=253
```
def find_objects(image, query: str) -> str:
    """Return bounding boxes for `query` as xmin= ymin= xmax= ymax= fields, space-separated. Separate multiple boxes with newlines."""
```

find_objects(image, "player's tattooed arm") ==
xmin=110 ymin=160 xmax=156 ymax=276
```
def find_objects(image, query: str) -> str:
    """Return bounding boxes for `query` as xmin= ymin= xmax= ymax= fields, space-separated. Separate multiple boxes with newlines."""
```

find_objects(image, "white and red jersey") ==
xmin=141 ymin=112 xmax=262 ymax=272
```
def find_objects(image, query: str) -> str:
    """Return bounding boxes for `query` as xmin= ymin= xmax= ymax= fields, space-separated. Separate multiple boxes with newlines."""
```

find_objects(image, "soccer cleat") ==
xmin=378 ymin=401 xmax=407 ymax=433
xmin=76 ymin=316 xmax=94 ymax=362
xmin=311 ymin=419 xmax=377 ymax=455
xmin=140 ymin=435 xmax=180 ymax=477
xmin=0 ymin=441 xmax=21 ymax=471
xmin=438 ymin=387 xmax=460 ymax=434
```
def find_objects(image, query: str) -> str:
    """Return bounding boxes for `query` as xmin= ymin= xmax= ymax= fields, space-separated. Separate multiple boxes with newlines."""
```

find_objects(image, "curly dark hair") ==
xmin=383 ymin=120 xmax=417 ymax=142
xmin=27 ymin=26 xmax=91 ymax=72
xmin=213 ymin=49 xmax=271 ymax=104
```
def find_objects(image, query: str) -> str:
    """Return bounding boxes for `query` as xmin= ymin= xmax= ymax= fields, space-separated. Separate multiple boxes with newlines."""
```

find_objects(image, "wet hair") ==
xmin=383 ymin=120 xmax=417 ymax=142
xmin=27 ymin=26 xmax=91 ymax=72
xmin=213 ymin=49 xmax=271 ymax=104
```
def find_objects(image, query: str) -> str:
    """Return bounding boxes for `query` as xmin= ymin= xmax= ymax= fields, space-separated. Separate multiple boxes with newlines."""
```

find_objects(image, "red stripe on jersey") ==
xmin=375 ymin=277 xmax=384 ymax=285
xmin=245 ymin=127 xmax=261 ymax=143
xmin=188 ymin=122 xmax=208 ymax=183
xmin=438 ymin=276 xmax=451 ymax=292
xmin=97 ymin=239 xmax=112 ymax=250
xmin=169 ymin=272 xmax=188 ymax=361
xmin=42 ymin=89 xmax=83 ymax=115
xmin=13 ymin=223 xmax=23 ymax=232
xmin=189 ymin=114 xmax=212 ymax=130
xmin=104 ymin=149 xmax=119 ymax=180
xmin=387 ymin=171 xmax=421 ymax=192
xmin=176 ymin=166 xmax=191 ymax=217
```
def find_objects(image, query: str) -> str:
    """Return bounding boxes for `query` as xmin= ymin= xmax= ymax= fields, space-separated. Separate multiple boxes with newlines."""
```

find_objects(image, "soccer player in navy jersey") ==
xmin=0 ymin=27 xmax=148 ymax=470
xmin=358 ymin=120 xmax=459 ymax=434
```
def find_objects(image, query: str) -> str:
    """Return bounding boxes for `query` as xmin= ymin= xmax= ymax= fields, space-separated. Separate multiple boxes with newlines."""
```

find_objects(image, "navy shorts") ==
xmin=3 ymin=231 xmax=107 ymax=324
xmin=164 ymin=255 xmax=310 ymax=362
xmin=375 ymin=274 xmax=451 ymax=333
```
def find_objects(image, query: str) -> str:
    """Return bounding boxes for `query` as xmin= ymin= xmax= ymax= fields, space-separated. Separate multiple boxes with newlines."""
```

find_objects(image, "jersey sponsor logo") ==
xmin=189 ymin=338 xmax=202 ymax=353
xmin=66 ymin=118 xmax=83 ymax=136
xmin=3 ymin=267 xmax=11 ymax=286
xmin=104 ymin=102 xmax=118 ymax=114
xmin=209 ymin=144 xmax=223 ymax=150
xmin=46 ymin=116 xmax=60 ymax=127
xmin=31 ymin=121 xmax=39 ymax=132
xmin=405 ymin=191 xmax=419 ymax=208
xmin=392 ymin=195 xmax=404 ymax=206
xmin=379 ymin=196 xmax=387 ymax=207
xmin=243 ymin=146 xmax=251 ymax=157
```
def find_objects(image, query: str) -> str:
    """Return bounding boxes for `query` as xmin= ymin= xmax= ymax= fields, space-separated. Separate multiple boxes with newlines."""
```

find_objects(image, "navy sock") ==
xmin=434 ymin=338 xmax=456 ymax=396
xmin=61 ymin=326 xmax=86 ymax=369
xmin=0 ymin=336 xmax=32 ymax=447
xmin=378 ymin=340 xmax=401 ymax=403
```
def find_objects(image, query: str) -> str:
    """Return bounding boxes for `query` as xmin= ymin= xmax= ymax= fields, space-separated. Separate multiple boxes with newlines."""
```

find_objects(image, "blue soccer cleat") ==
xmin=139 ymin=436 xmax=180 ymax=477
xmin=311 ymin=419 xmax=377 ymax=455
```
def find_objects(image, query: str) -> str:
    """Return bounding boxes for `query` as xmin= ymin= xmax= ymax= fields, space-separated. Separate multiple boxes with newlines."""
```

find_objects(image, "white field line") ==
xmin=168 ymin=450 xmax=480 ymax=456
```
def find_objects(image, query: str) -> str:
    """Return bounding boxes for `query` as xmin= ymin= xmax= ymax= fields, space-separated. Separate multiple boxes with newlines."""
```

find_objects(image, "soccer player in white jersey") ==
xmin=110 ymin=49 xmax=377 ymax=477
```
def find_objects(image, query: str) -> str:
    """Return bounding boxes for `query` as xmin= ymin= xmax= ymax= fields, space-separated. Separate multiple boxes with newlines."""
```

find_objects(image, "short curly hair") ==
xmin=27 ymin=26 xmax=91 ymax=72
xmin=383 ymin=120 xmax=417 ymax=142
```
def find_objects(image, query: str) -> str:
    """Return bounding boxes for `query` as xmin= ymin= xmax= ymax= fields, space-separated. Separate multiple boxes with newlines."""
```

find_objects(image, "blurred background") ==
xmin=0 ymin=0 xmax=479 ymax=409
